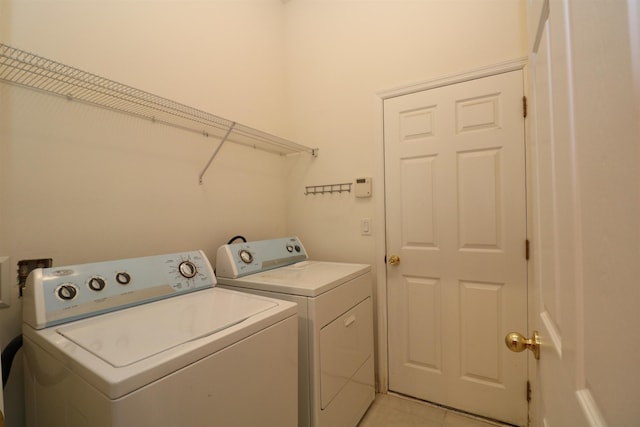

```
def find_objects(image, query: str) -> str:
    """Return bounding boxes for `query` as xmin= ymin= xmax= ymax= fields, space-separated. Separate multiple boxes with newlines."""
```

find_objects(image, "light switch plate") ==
xmin=360 ymin=218 xmax=372 ymax=236
xmin=0 ymin=256 xmax=11 ymax=308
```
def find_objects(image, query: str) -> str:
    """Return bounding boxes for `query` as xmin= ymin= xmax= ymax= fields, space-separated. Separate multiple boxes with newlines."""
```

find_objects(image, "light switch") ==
xmin=360 ymin=218 xmax=372 ymax=236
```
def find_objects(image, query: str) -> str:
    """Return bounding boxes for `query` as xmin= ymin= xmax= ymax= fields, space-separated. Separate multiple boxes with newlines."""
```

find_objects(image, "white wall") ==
xmin=282 ymin=0 xmax=527 ymax=392
xmin=2 ymin=0 xmax=291 ymax=132
xmin=0 ymin=0 xmax=527 ymax=425
xmin=283 ymin=0 xmax=527 ymax=265
xmin=0 ymin=1 xmax=290 ymax=425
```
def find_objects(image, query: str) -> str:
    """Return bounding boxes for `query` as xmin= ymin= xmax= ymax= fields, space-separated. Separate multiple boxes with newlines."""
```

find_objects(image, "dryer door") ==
xmin=320 ymin=297 xmax=373 ymax=409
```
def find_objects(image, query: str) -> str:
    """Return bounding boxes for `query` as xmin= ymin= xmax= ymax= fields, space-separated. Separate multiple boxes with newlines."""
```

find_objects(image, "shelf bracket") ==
xmin=199 ymin=122 xmax=236 ymax=185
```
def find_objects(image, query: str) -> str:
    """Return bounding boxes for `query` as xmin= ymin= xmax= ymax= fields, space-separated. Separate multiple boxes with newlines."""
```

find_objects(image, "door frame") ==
xmin=373 ymin=57 xmax=532 ymax=413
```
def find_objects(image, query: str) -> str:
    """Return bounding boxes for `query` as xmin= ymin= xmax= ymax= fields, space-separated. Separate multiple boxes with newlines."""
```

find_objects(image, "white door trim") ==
xmin=373 ymin=57 xmax=528 ymax=393
xmin=378 ymin=57 xmax=527 ymax=100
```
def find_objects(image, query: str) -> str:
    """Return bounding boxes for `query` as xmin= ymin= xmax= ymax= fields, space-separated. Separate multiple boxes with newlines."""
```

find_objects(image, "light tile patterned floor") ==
xmin=358 ymin=394 xmax=512 ymax=427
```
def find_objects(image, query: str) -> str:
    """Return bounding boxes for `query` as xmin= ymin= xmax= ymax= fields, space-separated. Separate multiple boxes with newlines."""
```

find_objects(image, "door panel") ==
xmin=457 ymin=148 xmax=501 ymax=248
xmin=385 ymin=70 xmax=527 ymax=426
xmin=459 ymin=280 xmax=503 ymax=383
xmin=400 ymin=156 xmax=437 ymax=246
xmin=405 ymin=277 xmax=441 ymax=370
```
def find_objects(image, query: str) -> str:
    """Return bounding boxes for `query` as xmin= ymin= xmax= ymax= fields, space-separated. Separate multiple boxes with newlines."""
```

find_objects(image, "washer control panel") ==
xmin=215 ymin=236 xmax=308 ymax=278
xmin=23 ymin=250 xmax=215 ymax=329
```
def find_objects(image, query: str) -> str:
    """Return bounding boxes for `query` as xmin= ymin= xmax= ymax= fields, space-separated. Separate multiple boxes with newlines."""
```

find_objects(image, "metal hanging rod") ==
xmin=304 ymin=182 xmax=352 ymax=195
xmin=0 ymin=43 xmax=319 ymax=183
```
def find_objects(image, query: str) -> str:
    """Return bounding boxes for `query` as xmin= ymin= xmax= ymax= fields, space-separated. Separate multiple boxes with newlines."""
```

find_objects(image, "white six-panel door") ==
xmin=528 ymin=0 xmax=640 ymax=425
xmin=384 ymin=70 xmax=528 ymax=426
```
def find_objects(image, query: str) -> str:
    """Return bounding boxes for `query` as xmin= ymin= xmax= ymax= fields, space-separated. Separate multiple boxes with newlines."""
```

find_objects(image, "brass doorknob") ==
xmin=388 ymin=255 xmax=400 ymax=265
xmin=505 ymin=330 xmax=540 ymax=360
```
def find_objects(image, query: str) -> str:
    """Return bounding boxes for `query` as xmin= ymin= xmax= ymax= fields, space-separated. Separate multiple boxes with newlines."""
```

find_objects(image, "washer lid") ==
xmin=218 ymin=261 xmax=370 ymax=297
xmin=57 ymin=288 xmax=277 ymax=367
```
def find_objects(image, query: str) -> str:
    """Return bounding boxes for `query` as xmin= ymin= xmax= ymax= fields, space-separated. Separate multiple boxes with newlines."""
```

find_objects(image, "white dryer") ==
xmin=22 ymin=250 xmax=298 ymax=427
xmin=215 ymin=237 xmax=375 ymax=427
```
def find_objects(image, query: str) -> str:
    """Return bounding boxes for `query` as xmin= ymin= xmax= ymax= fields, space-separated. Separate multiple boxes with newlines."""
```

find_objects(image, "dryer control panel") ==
xmin=23 ymin=250 xmax=215 ymax=329
xmin=216 ymin=236 xmax=308 ymax=278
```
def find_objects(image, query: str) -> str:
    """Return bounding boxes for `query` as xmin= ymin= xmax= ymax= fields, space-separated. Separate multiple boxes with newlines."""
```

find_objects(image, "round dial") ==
xmin=87 ymin=276 xmax=106 ymax=291
xmin=286 ymin=245 xmax=293 ymax=253
xmin=56 ymin=284 xmax=78 ymax=301
xmin=239 ymin=249 xmax=253 ymax=264
xmin=178 ymin=261 xmax=198 ymax=279
xmin=116 ymin=272 xmax=131 ymax=285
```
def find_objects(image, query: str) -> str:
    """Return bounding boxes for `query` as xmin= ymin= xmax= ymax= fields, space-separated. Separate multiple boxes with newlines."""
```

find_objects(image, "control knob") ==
xmin=56 ymin=284 xmax=78 ymax=301
xmin=239 ymin=250 xmax=253 ymax=264
xmin=116 ymin=272 xmax=131 ymax=285
xmin=87 ymin=276 xmax=106 ymax=291
xmin=178 ymin=261 xmax=198 ymax=279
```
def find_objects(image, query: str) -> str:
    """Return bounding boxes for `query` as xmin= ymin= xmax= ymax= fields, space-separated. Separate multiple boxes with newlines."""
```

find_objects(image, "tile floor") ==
xmin=358 ymin=393 xmax=511 ymax=427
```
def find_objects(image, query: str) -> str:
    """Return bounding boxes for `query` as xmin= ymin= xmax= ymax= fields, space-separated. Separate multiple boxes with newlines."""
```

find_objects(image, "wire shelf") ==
xmin=0 ymin=43 xmax=318 ymax=182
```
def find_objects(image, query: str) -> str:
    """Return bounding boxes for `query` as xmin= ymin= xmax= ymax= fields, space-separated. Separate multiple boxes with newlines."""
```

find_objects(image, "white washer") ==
xmin=22 ymin=250 xmax=298 ymax=427
xmin=216 ymin=237 xmax=375 ymax=427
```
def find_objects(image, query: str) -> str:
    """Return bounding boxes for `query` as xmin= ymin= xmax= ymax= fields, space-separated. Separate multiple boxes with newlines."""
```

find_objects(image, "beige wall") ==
xmin=0 ymin=1 xmax=290 ymax=424
xmin=281 ymin=0 xmax=527 ymax=395
xmin=0 ymin=1 xmax=527 ymax=425
xmin=283 ymin=0 xmax=527 ymax=261
xmin=2 ymin=0 xmax=289 ymax=132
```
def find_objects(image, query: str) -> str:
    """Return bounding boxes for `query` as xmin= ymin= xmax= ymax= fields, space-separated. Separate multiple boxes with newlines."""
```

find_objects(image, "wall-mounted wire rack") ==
xmin=0 ymin=43 xmax=319 ymax=184
xmin=304 ymin=182 xmax=352 ymax=195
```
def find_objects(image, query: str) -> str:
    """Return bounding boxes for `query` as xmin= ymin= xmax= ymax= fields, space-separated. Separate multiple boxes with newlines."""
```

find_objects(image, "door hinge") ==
xmin=525 ymin=239 xmax=530 ymax=260
xmin=527 ymin=380 xmax=532 ymax=402
xmin=523 ymin=96 xmax=528 ymax=118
